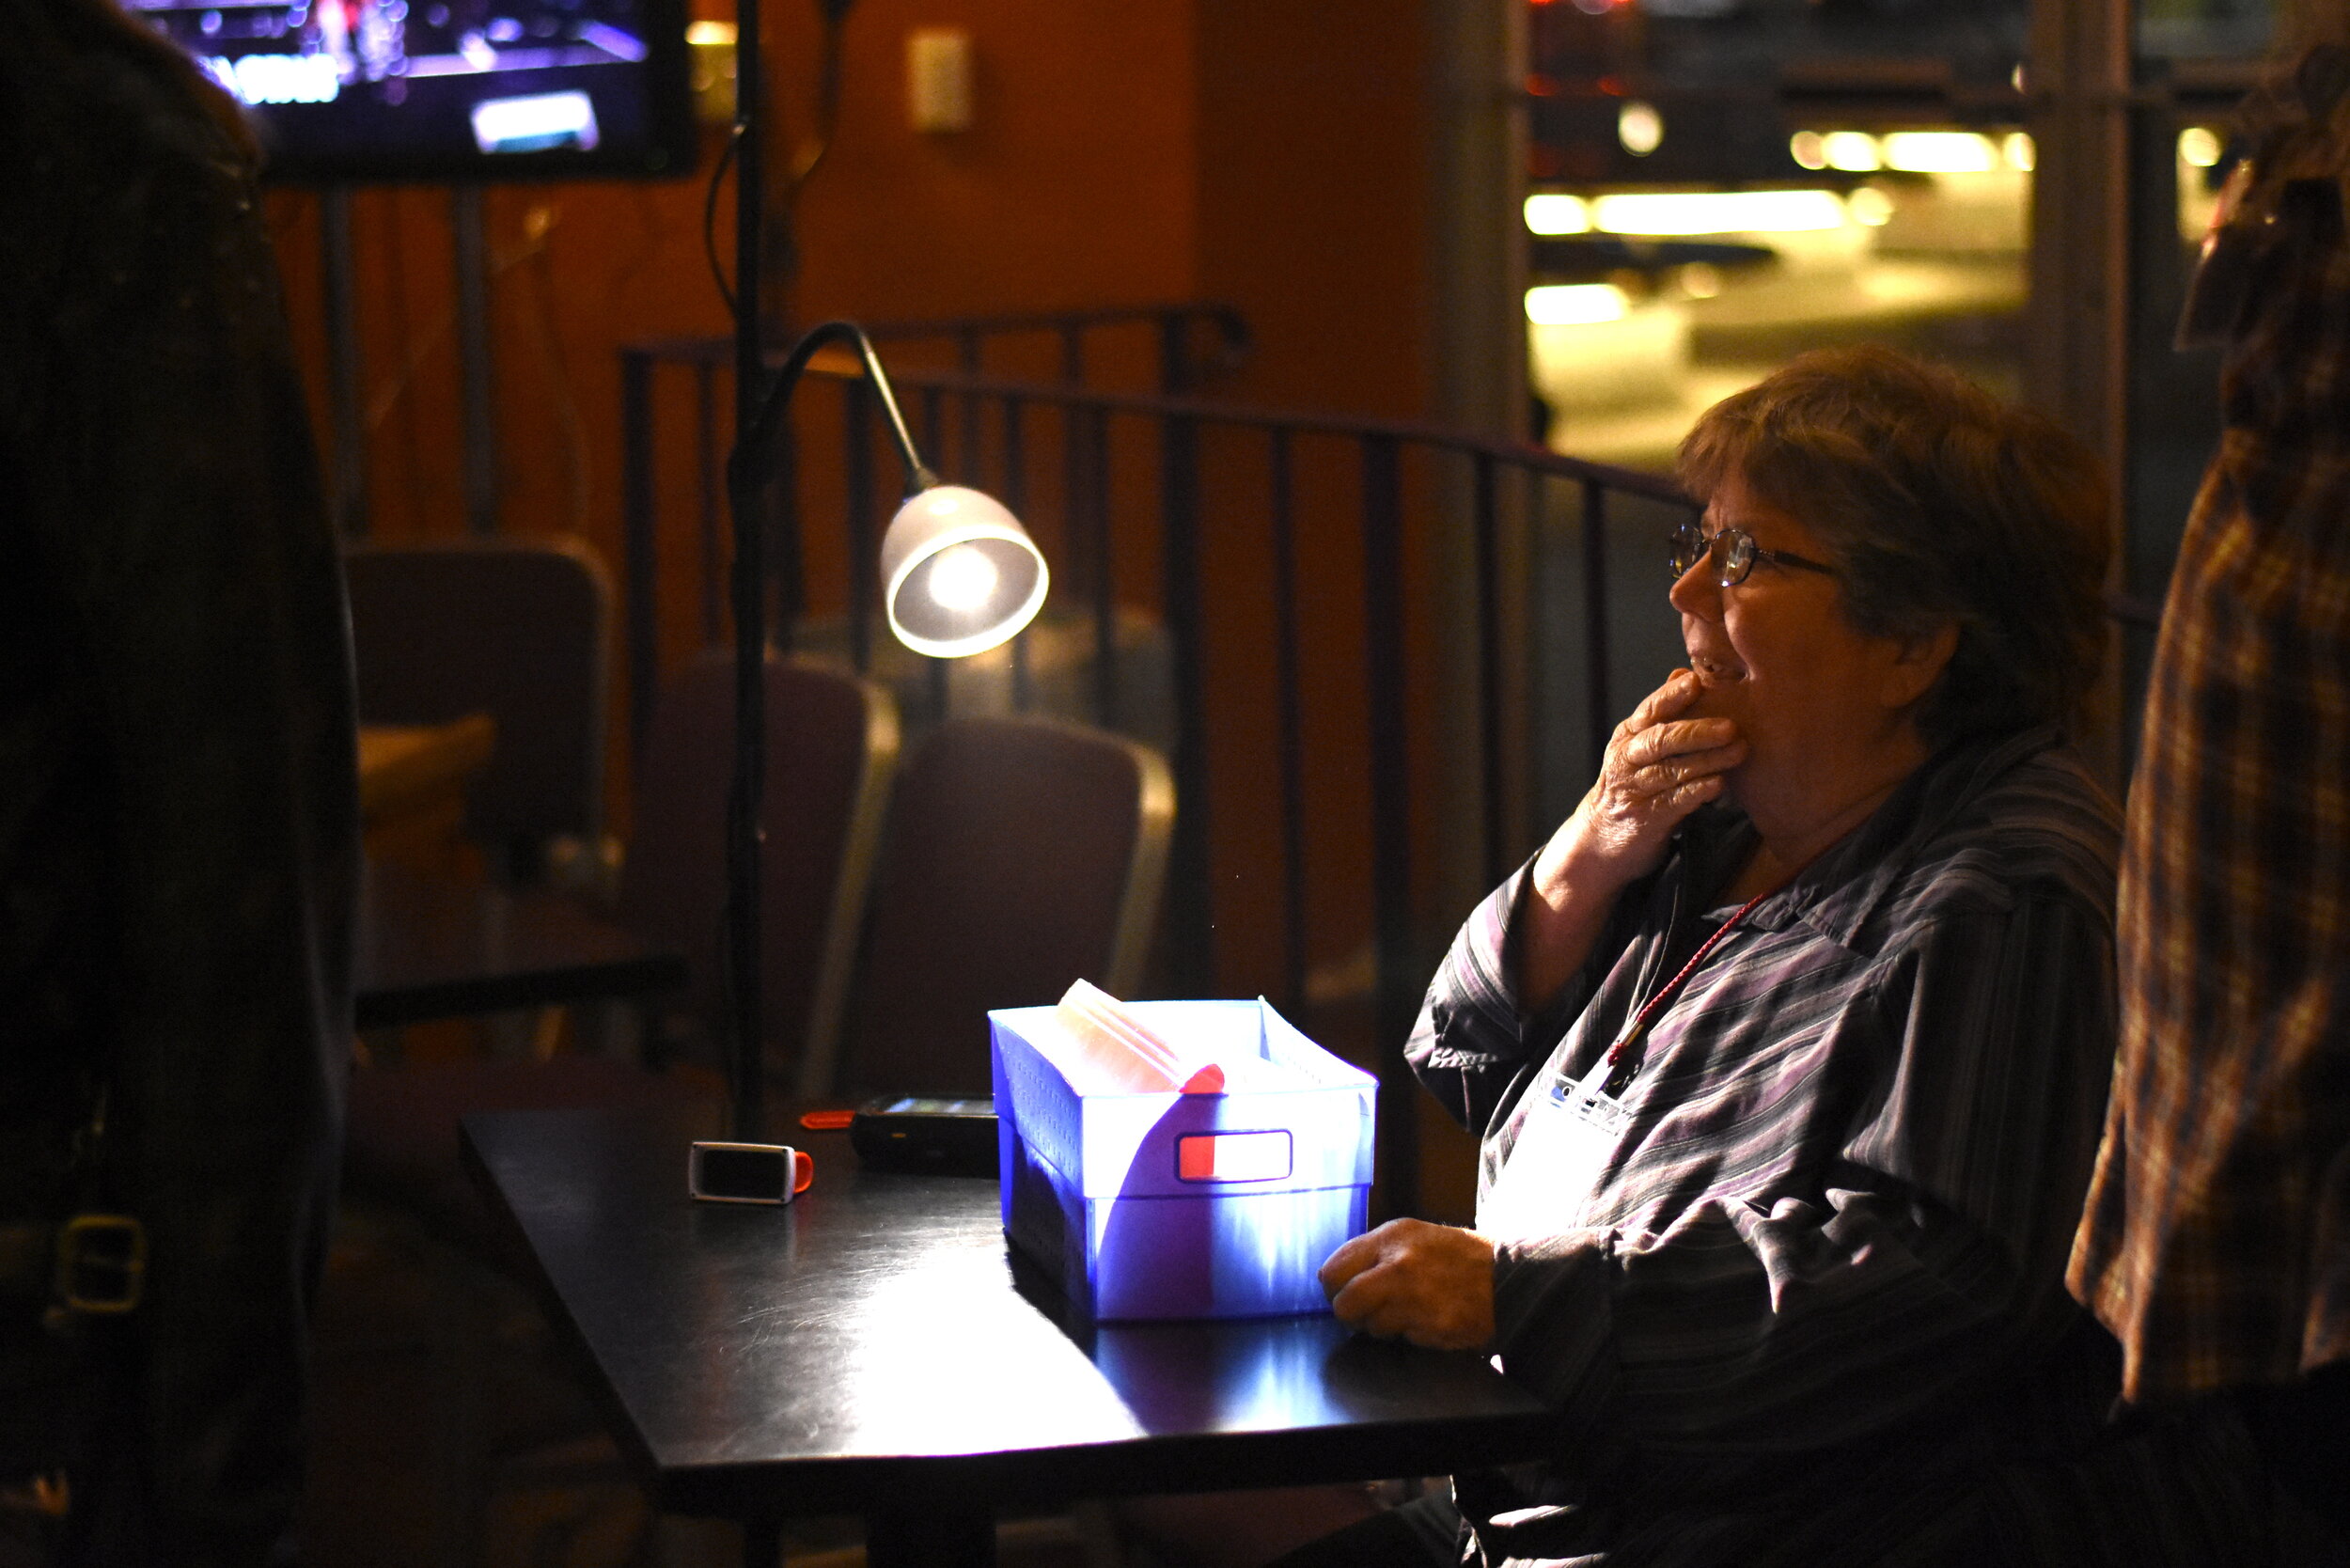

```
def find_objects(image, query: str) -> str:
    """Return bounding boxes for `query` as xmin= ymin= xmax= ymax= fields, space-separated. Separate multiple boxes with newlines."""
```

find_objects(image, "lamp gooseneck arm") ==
xmin=848 ymin=329 xmax=938 ymax=495
xmin=731 ymin=320 xmax=938 ymax=502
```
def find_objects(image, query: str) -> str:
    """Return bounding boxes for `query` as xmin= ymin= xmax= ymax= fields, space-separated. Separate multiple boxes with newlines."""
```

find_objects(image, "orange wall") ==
xmin=1195 ymin=0 xmax=1430 ymax=419
xmin=791 ymin=0 xmax=1198 ymax=322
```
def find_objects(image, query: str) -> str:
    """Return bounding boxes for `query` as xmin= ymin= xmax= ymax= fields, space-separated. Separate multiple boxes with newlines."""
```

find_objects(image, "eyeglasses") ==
xmin=1668 ymin=521 xmax=1838 ymax=588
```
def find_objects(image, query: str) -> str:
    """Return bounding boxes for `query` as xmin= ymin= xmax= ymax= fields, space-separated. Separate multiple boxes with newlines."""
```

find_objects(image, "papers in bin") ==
xmin=1038 ymin=980 xmax=1287 ymax=1097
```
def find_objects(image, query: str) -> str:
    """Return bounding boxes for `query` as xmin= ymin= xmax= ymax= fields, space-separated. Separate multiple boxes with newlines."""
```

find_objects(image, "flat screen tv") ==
xmin=129 ymin=0 xmax=696 ymax=182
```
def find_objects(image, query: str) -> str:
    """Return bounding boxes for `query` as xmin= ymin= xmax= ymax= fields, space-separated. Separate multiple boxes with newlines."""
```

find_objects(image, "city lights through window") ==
xmin=1524 ymin=193 xmax=1594 ymax=234
xmin=1525 ymin=283 xmax=1632 ymax=325
xmin=1592 ymin=189 xmax=1848 ymax=233
xmin=1618 ymin=101 xmax=1664 ymax=157
xmin=1524 ymin=119 xmax=2031 ymax=478
xmin=1822 ymin=131 xmax=1881 ymax=172
xmin=2179 ymin=126 xmax=2223 ymax=167
xmin=1526 ymin=189 xmax=1856 ymax=236
xmin=1879 ymin=132 xmax=1998 ymax=173
xmin=1789 ymin=129 xmax=2028 ymax=175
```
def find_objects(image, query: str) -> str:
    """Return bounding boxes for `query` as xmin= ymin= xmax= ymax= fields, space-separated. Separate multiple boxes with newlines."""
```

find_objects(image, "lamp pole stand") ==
xmin=728 ymin=0 xmax=769 ymax=1140
xmin=723 ymin=323 xmax=938 ymax=1142
xmin=719 ymin=4 xmax=1030 ymax=1145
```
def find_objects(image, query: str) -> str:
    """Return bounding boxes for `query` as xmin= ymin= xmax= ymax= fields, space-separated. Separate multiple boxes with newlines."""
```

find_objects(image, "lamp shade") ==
xmin=881 ymin=484 xmax=1050 ymax=658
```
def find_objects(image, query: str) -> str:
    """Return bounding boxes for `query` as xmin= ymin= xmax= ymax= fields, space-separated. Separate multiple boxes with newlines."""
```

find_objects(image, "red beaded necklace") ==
xmin=1603 ymin=889 xmax=1770 ymax=1070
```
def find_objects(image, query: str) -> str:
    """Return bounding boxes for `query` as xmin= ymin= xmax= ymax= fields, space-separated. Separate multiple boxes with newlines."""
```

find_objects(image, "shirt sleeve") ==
xmin=1405 ymin=855 xmax=1645 ymax=1141
xmin=1488 ymin=891 xmax=2115 ymax=1455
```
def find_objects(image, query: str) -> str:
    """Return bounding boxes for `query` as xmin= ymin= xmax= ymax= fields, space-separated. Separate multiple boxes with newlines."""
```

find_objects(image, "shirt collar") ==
xmin=1679 ymin=724 xmax=2065 ymax=950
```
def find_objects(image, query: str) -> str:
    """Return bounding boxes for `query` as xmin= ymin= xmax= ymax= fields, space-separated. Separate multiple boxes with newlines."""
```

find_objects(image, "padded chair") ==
xmin=345 ymin=651 xmax=901 ymax=1243
xmin=827 ymin=714 xmax=1175 ymax=1100
xmin=344 ymin=538 xmax=613 ymax=882
xmin=619 ymin=649 xmax=901 ymax=1077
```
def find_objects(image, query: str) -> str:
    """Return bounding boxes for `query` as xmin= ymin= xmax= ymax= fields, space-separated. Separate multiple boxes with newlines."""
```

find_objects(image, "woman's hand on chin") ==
xmin=1512 ymin=671 xmax=1746 ymax=1008
xmin=1556 ymin=668 xmax=1746 ymax=891
xmin=1320 ymin=1219 xmax=1496 ymax=1352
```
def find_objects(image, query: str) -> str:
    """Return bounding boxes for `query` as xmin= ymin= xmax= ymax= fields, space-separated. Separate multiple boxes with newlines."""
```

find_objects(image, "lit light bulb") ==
xmin=927 ymin=543 xmax=1001 ymax=612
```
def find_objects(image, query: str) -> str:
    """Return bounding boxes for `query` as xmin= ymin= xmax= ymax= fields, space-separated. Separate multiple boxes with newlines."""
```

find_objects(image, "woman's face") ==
xmin=1668 ymin=472 xmax=1942 ymax=826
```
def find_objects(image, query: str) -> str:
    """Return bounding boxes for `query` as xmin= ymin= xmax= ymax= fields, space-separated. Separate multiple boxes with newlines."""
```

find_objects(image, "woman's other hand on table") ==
xmin=1320 ymin=1219 xmax=1496 ymax=1352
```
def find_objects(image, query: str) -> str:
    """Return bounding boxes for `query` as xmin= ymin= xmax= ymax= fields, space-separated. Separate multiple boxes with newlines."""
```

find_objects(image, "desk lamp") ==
xmin=723 ymin=320 xmax=1048 ymax=1139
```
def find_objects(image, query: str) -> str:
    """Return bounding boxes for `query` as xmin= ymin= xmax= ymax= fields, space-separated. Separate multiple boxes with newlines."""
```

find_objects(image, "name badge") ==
xmin=1479 ymin=1056 xmax=1629 ymax=1242
xmin=1552 ymin=1062 xmax=1630 ymax=1137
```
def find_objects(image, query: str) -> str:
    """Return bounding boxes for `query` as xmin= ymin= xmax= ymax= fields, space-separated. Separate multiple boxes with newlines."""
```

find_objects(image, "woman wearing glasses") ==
xmin=1302 ymin=347 xmax=2272 ymax=1566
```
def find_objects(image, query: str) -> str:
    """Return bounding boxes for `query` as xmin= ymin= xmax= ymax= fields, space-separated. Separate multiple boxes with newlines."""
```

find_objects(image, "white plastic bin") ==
xmin=990 ymin=998 xmax=1376 ymax=1321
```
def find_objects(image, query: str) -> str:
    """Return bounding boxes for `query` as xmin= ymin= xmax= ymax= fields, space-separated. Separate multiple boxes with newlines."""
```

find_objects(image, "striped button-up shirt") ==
xmin=2067 ymin=155 xmax=2350 ymax=1405
xmin=1407 ymin=728 xmax=2273 ymax=1563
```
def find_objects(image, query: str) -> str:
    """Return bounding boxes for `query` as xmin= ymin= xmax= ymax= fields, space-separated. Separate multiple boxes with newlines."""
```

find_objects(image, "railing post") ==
xmin=320 ymin=186 xmax=368 ymax=537
xmin=960 ymin=334 xmax=983 ymax=477
xmin=1525 ymin=466 xmax=1549 ymax=826
xmin=1209 ymin=306 xmax=1251 ymax=380
xmin=1361 ymin=435 xmax=1419 ymax=1218
xmin=1002 ymin=396 xmax=1033 ymax=712
xmin=1474 ymin=452 xmax=1507 ymax=886
xmin=1079 ymin=406 xmax=1117 ymax=728
xmin=1157 ymin=310 xmax=1189 ymax=395
xmin=1162 ymin=414 xmax=1212 ymax=996
xmin=621 ymin=347 xmax=659 ymax=766
xmin=769 ymin=416 xmax=803 ymax=651
xmin=921 ymin=386 xmax=946 ymax=476
xmin=1580 ymin=476 xmax=1613 ymax=780
xmin=695 ymin=361 xmax=724 ymax=646
xmin=843 ymin=379 xmax=875 ymax=674
xmin=1000 ymin=396 xmax=1028 ymax=522
xmin=451 ymin=185 xmax=499 ymax=536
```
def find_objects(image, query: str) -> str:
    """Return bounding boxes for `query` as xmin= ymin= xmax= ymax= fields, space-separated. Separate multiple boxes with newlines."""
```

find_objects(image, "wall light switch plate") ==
xmin=908 ymin=28 xmax=974 ymax=133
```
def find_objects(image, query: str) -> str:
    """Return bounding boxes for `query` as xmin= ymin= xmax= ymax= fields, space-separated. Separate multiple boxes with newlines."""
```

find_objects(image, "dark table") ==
xmin=354 ymin=861 xmax=688 ymax=1030
xmin=461 ymin=1104 xmax=1559 ymax=1568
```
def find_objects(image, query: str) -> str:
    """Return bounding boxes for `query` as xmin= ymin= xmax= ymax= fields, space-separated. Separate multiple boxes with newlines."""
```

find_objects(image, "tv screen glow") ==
xmin=129 ymin=0 xmax=695 ymax=182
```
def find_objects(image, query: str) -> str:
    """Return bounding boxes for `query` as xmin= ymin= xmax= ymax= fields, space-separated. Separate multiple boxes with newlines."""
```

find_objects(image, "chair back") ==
xmin=620 ymin=651 xmax=899 ymax=1081
xmin=344 ymin=538 xmax=612 ymax=880
xmin=827 ymin=715 xmax=1175 ymax=1099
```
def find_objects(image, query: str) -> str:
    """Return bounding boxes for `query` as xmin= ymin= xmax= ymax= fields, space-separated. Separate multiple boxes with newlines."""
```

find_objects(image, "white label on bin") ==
xmin=1176 ymin=1130 xmax=1292 ymax=1184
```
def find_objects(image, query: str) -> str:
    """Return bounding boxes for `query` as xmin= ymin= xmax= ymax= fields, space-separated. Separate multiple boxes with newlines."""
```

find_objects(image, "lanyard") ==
xmin=1603 ymin=889 xmax=1768 ymax=1075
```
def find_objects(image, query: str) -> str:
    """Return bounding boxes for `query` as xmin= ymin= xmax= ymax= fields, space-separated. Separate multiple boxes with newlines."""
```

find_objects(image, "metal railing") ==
xmin=619 ymin=325 xmax=1696 ymax=1212
xmin=863 ymin=302 xmax=1252 ymax=393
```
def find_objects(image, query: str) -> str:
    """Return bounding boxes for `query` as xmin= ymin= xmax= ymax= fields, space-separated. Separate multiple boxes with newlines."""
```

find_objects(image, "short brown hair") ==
xmin=1677 ymin=345 xmax=2110 ymax=746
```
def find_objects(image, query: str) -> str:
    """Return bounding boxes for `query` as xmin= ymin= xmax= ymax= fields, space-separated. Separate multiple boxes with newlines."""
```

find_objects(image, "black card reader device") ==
xmin=848 ymin=1096 xmax=998 ymax=1176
